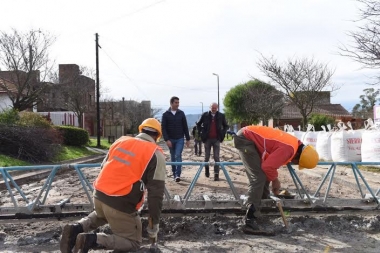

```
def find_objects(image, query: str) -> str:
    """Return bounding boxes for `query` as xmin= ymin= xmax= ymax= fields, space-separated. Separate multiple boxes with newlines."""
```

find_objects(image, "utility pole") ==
xmin=122 ymin=97 xmax=125 ymax=136
xmin=95 ymin=33 xmax=101 ymax=147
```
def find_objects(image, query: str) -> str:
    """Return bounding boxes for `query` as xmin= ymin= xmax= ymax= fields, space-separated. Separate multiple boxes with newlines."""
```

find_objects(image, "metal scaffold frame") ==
xmin=0 ymin=161 xmax=379 ymax=218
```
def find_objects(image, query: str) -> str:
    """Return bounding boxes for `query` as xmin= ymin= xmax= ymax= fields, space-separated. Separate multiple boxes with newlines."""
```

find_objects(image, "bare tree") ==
xmin=151 ymin=107 xmax=163 ymax=118
xmin=339 ymin=0 xmax=380 ymax=72
xmin=49 ymin=65 xmax=95 ymax=128
xmin=257 ymin=56 xmax=337 ymax=129
xmin=125 ymin=101 xmax=145 ymax=134
xmin=100 ymin=97 xmax=116 ymax=137
xmin=0 ymin=29 xmax=56 ymax=111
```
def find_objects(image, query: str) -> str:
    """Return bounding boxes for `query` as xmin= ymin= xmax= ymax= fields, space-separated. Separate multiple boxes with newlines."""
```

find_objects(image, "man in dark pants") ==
xmin=197 ymin=102 xmax=228 ymax=181
xmin=161 ymin=96 xmax=190 ymax=182
xmin=233 ymin=125 xmax=319 ymax=234
xmin=192 ymin=122 xmax=202 ymax=156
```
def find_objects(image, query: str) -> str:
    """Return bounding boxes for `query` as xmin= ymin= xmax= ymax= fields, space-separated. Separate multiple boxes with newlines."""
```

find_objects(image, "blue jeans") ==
xmin=169 ymin=138 xmax=184 ymax=178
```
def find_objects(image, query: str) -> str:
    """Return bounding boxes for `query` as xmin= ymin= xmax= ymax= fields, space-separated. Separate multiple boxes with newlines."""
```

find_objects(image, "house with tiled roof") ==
xmin=278 ymin=103 xmax=352 ymax=126
xmin=0 ymin=77 xmax=18 ymax=111
xmin=274 ymin=91 xmax=353 ymax=129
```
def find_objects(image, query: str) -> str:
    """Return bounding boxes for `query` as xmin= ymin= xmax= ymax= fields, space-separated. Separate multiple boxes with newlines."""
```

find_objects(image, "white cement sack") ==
xmin=361 ymin=119 xmax=380 ymax=166
xmin=316 ymin=125 xmax=332 ymax=161
xmin=331 ymin=122 xmax=362 ymax=162
xmin=285 ymin=124 xmax=304 ymax=141
xmin=301 ymin=124 xmax=318 ymax=149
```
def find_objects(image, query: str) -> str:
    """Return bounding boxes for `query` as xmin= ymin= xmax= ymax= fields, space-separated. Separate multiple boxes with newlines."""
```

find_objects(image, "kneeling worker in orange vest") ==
xmin=233 ymin=125 xmax=319 ymax=235
xmin=60 ymin=118 xmax=166 ymax=253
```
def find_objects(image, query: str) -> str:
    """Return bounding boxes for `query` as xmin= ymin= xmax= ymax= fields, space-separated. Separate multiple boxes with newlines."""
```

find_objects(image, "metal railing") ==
xmin=0 ymin=161 xmax=379 ymax=216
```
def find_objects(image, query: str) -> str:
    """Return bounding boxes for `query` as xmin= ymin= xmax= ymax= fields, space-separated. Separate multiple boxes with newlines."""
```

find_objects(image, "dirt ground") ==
xmin=0 ymin=140 xmax=380 ymax=253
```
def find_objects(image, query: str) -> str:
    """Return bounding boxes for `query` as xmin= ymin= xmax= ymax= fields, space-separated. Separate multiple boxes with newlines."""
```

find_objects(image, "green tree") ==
xmin=352 ymin=87 xmax=380 ymax=119
xmin=224 ymin=79 xmax=284 ymax=125
xmin=0 ymin=108 xmax=19 ymax=124
xmin=308 ymin=113 xmax=335 ymax=131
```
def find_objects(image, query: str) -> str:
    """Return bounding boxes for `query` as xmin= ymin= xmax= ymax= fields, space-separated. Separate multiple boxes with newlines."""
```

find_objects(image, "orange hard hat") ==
xmin=138 ymin=118 xmax=162 ymax=141
xmin=298 ymin=145 xmax=319 ymax=170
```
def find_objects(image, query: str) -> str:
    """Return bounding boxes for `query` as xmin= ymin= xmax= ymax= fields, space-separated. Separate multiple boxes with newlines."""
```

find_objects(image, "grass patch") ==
xmin=52 ymin=145 xmax=98 ymax=162
xmin=88 ymin=137 xmax=112 ymax=149
xmin=357 ymin=165 xmax=380 ymax=173
xmin=0 ymin=154 xmax=30 ymax=167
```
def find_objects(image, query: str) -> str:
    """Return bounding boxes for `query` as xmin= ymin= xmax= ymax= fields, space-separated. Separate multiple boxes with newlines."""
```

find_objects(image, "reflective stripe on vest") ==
xmin=243 ymin=126 xmax=298 ymax=164
xmin=94 ymin=136 xmax=160 ymax=198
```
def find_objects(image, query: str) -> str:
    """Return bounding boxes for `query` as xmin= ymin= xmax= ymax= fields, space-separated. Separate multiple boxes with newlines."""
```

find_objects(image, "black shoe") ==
xmin=214 ymin=174 xmax=219 ymax=181
xmin=242 ymin=219 xmax=275 ymax=236
xmin=242 ymin=219 xmax=260 ymax=234
xmin=74 ymin=232 xmax=97 ymax=253
xmin=205 ymin=167 xmax=210 ymax=177
xmin=175 ymin=177 xmax=181 ymax=182
xmin=60 ymin=223 xmax=83 ymax=253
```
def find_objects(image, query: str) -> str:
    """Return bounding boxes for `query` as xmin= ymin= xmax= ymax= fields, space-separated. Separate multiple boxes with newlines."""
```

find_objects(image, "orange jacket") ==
xmin=242 ymin=126 xmax=301 ymax=181
xmin=94 ymin=136 xmax=163 ymax=210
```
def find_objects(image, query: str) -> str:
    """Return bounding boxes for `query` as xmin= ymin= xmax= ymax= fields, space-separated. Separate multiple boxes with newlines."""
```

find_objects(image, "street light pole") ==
xmin=200 ymin=102 xmax=203 ymax=114
xmin=212 ymin=73 xmax=220 ymax=107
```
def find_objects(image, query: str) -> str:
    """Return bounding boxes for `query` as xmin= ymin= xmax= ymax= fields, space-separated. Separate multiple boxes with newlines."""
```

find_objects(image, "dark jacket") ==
xmin=161 ymin=108 xmax=190 ymax=141
xmin=192 ymin=126 xmax=201 ymax=141
xmin=197 ymin=111 xmax=228 ymax=143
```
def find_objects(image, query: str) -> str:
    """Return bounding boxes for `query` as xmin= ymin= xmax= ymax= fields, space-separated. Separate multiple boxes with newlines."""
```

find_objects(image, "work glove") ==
xmin=147 ymin=223 xmax=159 ymax=239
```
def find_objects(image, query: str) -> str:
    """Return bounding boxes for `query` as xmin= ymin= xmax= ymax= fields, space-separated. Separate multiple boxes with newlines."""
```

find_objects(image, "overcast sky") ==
xmin=1 ymin=0 xmax=377 ymax=115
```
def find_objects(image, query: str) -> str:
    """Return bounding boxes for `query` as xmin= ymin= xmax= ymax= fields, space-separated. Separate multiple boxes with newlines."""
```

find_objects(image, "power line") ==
xmin=100 ymin=46 xmax=150 ymax=100
xmin=100 ymin=36 xmax=216 ymax=87
xmin=95 ymin=0 xmax=166 ymax=27
xmin=56 ymin=1 xmax=166 ymax=38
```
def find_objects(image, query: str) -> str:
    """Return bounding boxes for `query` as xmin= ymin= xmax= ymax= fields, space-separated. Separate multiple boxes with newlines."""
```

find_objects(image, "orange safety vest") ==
xmin=94 ymin=136 xmax=163 ymax=210
xmin=243 ymin=126 xmax=299 ymax=164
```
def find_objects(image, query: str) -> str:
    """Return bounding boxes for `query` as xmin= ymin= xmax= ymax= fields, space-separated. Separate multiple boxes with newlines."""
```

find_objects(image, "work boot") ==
xmin=242 ymin=218 xmax=261 ymax=234
xmin=74 ymin=232 xmax=98 ymax=253
xmin=214 ymin=174 xmax=219 ymax=181
xmin=60 ymin=223 xmax=84 ymax=253
xmin=205 ymin=166 xmax=210 ymax=178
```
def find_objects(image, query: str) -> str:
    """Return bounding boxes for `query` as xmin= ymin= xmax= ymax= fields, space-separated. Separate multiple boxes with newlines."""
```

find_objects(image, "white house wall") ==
xmin=0 ymin=93 xmax=13 ymax=112
xmin=38 ymin=111 xmax=80 ymax=127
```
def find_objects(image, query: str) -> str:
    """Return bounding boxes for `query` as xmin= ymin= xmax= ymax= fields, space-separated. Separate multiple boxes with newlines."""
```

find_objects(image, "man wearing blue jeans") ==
xmin=161 ymin=96 xmax=190 ymax=182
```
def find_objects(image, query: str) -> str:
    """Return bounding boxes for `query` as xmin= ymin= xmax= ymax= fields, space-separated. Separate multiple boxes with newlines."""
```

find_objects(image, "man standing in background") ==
xmin=197 ymin=102 xmax=228 ymax=181
xmin=161 ymin=96 xmax=190 ymax=182
xmin=192 ymin=122 xmax=202 ymax=156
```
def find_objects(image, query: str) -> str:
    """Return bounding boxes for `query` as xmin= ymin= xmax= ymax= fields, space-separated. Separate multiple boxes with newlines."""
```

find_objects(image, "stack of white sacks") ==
xmin=284 ymin=119 xmax=380 ymax=162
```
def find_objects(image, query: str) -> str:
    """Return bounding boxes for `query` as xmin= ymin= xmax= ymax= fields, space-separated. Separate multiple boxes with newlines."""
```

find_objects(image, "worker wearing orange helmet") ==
xmin=60 ymin=118 xmax=166 ymax=253
xmin=233 ymin=125 xmax=319 ymax=235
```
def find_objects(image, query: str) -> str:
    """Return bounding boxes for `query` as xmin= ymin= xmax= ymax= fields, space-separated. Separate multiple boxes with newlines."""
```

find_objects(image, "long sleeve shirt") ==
xmin=242 ymin=126 xmax=301 ymax=181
